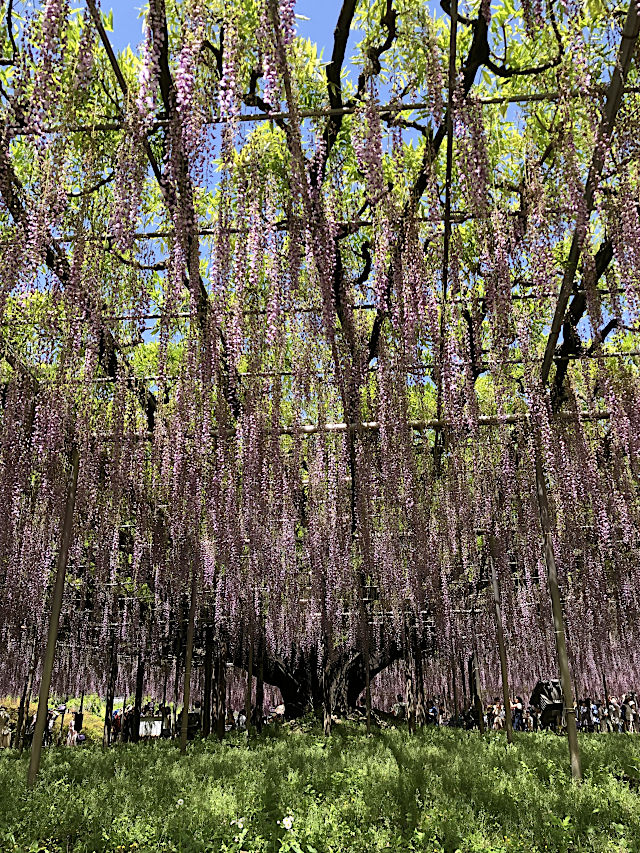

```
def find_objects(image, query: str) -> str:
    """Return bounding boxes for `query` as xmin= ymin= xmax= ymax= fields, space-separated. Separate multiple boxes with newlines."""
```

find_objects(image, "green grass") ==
xmin=1 ymin=723 xmax=639 ymax=853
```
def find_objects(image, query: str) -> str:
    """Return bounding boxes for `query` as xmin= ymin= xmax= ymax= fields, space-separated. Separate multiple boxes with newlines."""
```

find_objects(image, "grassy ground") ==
xmin=1 ymin=722 xmax=639 ymax=853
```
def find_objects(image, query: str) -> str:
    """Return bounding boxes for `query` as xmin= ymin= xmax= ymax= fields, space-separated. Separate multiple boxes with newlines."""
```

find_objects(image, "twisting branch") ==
xmin=108 ymin=247 xmax=168 ymax=272
xmin=242 ymin=66 xmax=290 ymax=137
xmin=367 ymin=9 xmax=491 ymax=366
xmin=309 ymin=0 xmax=358 ymax=189
xmin=551 ymin=239 xmax=613 ymax=410
xmin=461 ymin=304 xmax=487 ymax=381
xmin=433 ymin=0 xmax=458 ymax=471
xmin=0 ymin=0 xmax=17 ymax=65
xmin=0 ymin=145 xmax=158 ymax=430
xmin=68 ymin=171 xmax=114 ymax=198
xmin=355 ymin=241 xmax=372 ymax=286
xmin=355 ymin=0 xmax=398 ymax=100
xmin=440 ymin=0 xmax=473 ymax=27
xmin=88 ymin=0 xmax=242 ymax=418
xmin=587 ymin=318 xmax=618 ymax=353
xmin=486 ymin=2 xmax=563 ymax=78
xmin=86 ymin=0 xmax=166 ymax=192
xmin=201 ymin=36 xmax=223 ymax=77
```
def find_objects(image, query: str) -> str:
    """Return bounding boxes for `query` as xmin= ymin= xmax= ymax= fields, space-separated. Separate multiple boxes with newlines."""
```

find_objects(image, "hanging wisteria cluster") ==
xmin=0 ymin=0 xmax=639 ymax=724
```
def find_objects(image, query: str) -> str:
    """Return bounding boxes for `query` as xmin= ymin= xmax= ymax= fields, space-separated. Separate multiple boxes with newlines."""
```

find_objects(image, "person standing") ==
xmin=66 ymin=716 xmax=77 ymax=747
xmin=512 ymin=696 xmax=524 ymax=732
xmin=0 ymin=706 xmax=11 ymax=748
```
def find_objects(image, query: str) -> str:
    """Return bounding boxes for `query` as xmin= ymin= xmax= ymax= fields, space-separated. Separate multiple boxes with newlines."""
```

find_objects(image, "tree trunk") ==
xmin=28 ymin=445 xmax=80 ymax=786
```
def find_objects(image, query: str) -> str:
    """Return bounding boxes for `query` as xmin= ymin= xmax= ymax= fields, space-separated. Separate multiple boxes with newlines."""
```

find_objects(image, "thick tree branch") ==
xmin=355 ymin=0 xmax=398 ymax=100
xmin=551 ymin=239 xmax=613 ymax=410
xmin=541 ymin=0 xmax=640 ymax=384
xmin=0 ymin=0 xmax=17 ymax=65
xmin=309 ymin=0 xmax=358 ymax=188
xmin=367 ymin=10 xmax=491 ymax=365
xmin=0 ymin=146 xmax=157 ymax=431
xmin=68 ymin=171 xmax=114 ymax=198
xmin=486 ymin=4 xmax=563 ymax=78
xmin=89 ymin=0 xmax=242 ymax=418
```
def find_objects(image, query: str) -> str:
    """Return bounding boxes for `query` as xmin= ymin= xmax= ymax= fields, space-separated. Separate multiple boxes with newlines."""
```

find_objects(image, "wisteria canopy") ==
xmin=1 ymin=0 xmax=639 ymax=743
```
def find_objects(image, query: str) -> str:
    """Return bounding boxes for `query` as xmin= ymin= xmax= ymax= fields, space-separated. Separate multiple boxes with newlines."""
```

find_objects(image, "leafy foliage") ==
xmin=1 ymin=726 xmax=640 ymax=852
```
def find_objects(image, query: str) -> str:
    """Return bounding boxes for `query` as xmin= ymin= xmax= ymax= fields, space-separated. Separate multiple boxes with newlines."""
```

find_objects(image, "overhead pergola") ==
xmin=0 ymin=0 xmax=639 ymax=784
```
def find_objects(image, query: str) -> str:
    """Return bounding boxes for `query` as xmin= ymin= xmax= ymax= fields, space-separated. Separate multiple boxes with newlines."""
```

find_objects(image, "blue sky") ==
xmin=104 ymin=0 xmax=350 ymax=60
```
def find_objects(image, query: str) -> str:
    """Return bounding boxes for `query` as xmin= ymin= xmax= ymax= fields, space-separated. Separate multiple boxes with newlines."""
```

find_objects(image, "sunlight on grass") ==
xmin=1 ymin=723 xmax=639 ymax=852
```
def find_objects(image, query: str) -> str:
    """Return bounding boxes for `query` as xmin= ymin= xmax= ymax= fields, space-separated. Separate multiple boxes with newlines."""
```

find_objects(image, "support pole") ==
xmin=451 ymin=652 xmax=459 ymax=719
xmin=16 ymin=676 xmax=29 ymax=750
xmin=214 ymin=641 xmax=226 ymax=740
xmin=180 ymin=563 xmax=198 ymax=754
xmin=103 ymin=631 xmax=118 ymax=747
xmin=28 ymin=445 xmax=79 ymax=786
xmin=132 ymin=650 xmax=144 ymax=743
xmin=460 ymin=652 xmax=467 ymax=708
xmin=413 ymin=618 xmax=426 ymax=727
xmin=405 ymin=614 xmax=416 ymax=733
xmin=489 ymin=535 xmax=513 ymax=744
xmin=245 ymin=634 xmax=253 ymax=739
xmin=365 ymin=645 xmax=372 ymax=734
xmin=16 ymin=635 xmax=37 ymax=751
xmin=18 ymin=641 xmax=37 ymax=753
xmin=59 ymin=704 xmax=66 ymax=745
xmin=322 ymin=636 xmax=332 ymax=736
xmin=173 ymin=649 xmax=180 ymax=738
xmin=255 ymin=633 xmax=264 ymax=734
xmin=202 ymin=626 xmax=213 ymax=738
xmin=534 ymin=444 xmax=582 ymax=781
xmin=470 ymin=652 xmax=485 ymax=734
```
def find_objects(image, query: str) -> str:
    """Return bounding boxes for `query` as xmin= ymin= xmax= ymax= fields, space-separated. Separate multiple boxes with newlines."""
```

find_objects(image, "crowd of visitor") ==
xmin=0 ymin=703 xmax=87 ymax=748
xmin=389 ymin=692 xmax=639 ymax=733
xmin=1 ymin=689 xmax=637 ymax=749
